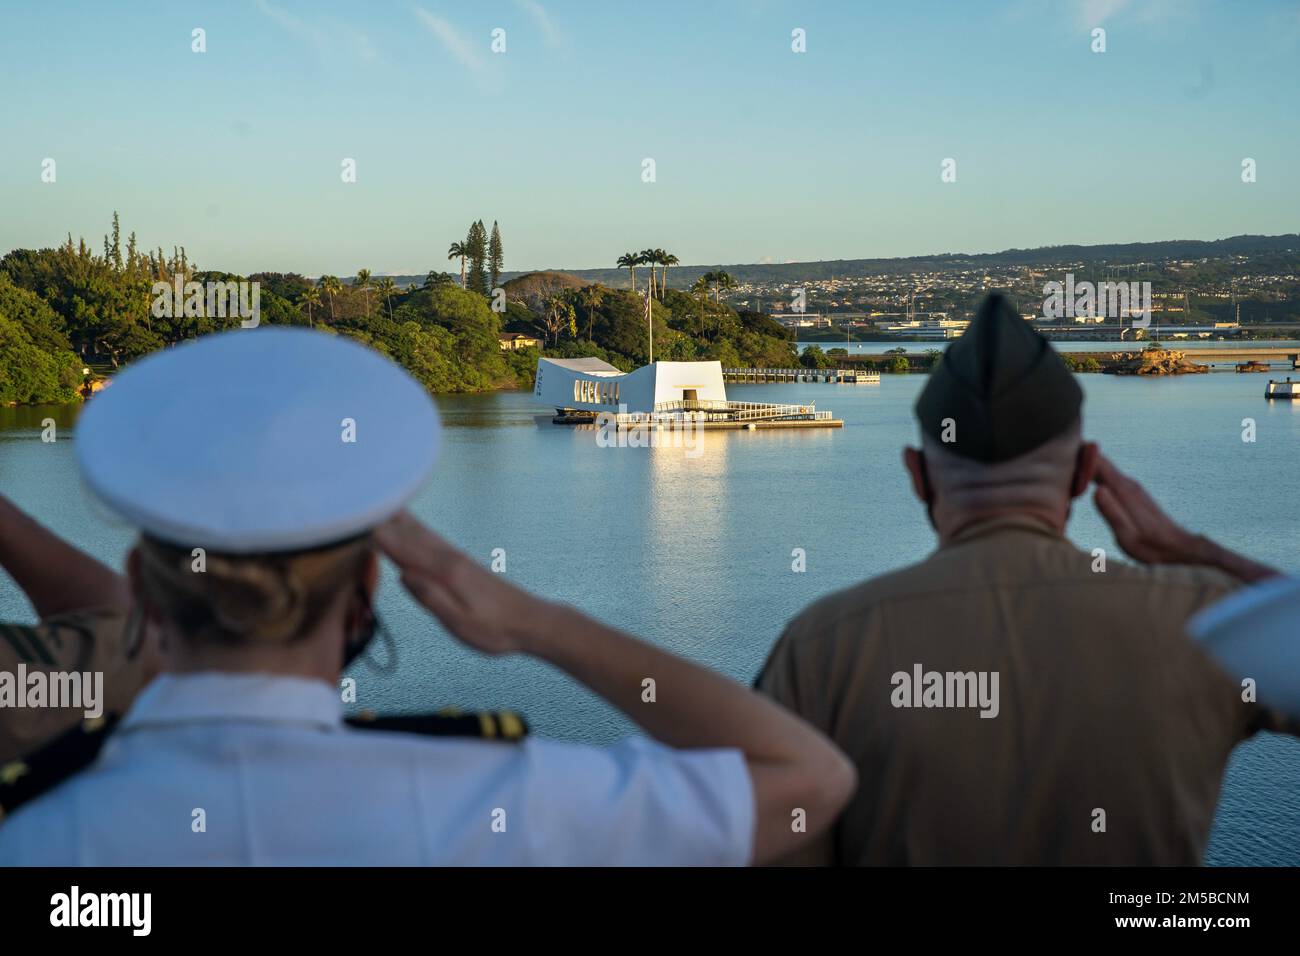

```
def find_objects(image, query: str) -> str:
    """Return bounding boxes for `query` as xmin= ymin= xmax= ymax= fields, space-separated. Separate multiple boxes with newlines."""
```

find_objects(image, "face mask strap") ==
xmin=123 ymin=603 xmax=147 ymax=660
xmin=344 ymin=585 xmax=398 ymax=674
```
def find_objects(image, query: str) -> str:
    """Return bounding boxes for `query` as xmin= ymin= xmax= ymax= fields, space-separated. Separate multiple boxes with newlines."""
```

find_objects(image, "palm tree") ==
xmin=719 ymin=271 xmax=736 ymax=302
xmin=377 ymin=277 xmax=397 ymax=320
xmin=576 ymin=284 xmax=606 ymax=340
xmin=658 ymin=251 xmax=679 ymax=298
xmin=355 ymin=268 xmax=372 ymax=319
xmin=448 ymin=241 xmax=469 ymax=288
xmin=319 ymin=275 xmax=342 ymax=323
xmin=616 ymin=252 xmax=639 ymax=292
xmin=299 ymin=287 xmax=321 ymax=329
xmin=709 ymin=270 xmax=734 ymax=304
xmin=639 ymin=249 xmax=658 ymax=298
xmin=651 ymin=248 xmax=669 ymax=298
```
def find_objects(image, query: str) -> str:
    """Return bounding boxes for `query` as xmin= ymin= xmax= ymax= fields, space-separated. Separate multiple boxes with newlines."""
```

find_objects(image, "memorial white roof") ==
xmin=540 ymin=357 xmax=623 ymax=375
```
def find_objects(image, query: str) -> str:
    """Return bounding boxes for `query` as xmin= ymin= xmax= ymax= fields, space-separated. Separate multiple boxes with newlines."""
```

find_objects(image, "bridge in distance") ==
xmin=835 ymin=346 xmax=1300 ymax=366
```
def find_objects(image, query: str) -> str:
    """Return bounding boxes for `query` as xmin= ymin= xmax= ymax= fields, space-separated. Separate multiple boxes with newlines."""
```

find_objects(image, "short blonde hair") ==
xmin=135 ymin=535 xmax=372 ymax=646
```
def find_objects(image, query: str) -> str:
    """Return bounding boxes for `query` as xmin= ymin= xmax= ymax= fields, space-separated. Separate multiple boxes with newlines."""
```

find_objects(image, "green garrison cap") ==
xmin=915 ymin=292 xmax=1082 ymax=463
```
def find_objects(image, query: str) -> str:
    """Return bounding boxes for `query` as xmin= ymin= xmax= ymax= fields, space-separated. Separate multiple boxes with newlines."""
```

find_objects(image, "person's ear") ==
xmin=1070 ymin=441 xmax=1101 ymax=498
xmin=125 ymin=546 xmax=169 ymax=671
xmin=126 ymin=546 xmax=142 ymax=595
xmin=125 ymin=547 xmax=159 ymax=625
xmin=903 ymin=447 xmax=932 ymax=504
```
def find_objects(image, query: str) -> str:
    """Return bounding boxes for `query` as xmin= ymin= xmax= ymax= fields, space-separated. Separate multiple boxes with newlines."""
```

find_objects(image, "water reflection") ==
xmin=0 ymin=403 xmax=82 ymax=436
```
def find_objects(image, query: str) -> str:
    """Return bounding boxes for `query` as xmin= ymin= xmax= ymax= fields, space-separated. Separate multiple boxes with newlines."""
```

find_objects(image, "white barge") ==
xmin=1265 ymin=378 xmax=1299 ymax=400
xmin=534 ymin=357 xmax=842 ymax=429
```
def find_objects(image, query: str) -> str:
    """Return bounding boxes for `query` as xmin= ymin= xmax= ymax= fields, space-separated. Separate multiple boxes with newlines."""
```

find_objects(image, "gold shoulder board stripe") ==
xmin=498 ymin=711 xmax=525 ymax=740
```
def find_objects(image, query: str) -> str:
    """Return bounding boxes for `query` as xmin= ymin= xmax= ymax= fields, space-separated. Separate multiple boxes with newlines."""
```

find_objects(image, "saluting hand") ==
xmin=1092 ymin=454 xmax=1199 ymax=565
xmin=379 ymin=514 xmax=858 ymax=866
xmin=375 ymin=511 xmax=544 ymax=656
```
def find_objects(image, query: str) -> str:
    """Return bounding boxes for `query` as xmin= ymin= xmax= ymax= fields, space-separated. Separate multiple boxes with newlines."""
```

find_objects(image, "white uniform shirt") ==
xmin=0 ymin=673 xmax=754 ymax=866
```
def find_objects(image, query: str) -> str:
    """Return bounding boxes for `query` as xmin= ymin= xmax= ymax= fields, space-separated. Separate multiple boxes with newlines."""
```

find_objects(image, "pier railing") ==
xmin=722 ymin=367 xmax=881 ymax=383
xmin=555 ymin=398 xmax=840 ymax=426
xmin=651 ymin=399 xmax=822 ymax=422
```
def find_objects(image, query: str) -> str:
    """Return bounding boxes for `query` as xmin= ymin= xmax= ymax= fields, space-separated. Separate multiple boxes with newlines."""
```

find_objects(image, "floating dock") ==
xmin=555 ymin=399 xmax=842 ymax=429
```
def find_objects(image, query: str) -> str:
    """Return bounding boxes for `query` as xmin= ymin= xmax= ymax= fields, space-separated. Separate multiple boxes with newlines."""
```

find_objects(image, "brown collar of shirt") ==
xmin=944 ymin=513 xmax=1066 ymax=549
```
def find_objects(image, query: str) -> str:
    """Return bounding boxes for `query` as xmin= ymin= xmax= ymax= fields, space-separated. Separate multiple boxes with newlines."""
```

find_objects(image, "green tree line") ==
xmin=0 ymin=215 xmax=799 ymax=405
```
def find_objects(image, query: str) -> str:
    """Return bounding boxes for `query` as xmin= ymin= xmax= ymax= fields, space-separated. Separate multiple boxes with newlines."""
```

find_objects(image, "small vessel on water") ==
xmin=1264 ymin=378 xmax=1298 ymax=400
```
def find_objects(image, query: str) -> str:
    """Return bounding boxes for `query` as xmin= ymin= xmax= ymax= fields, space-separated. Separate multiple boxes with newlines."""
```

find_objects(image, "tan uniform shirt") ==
xmin=756 ymin=516 xmax=1297 ymax=866
xmin=0 ymin=609 xmax=149 ymax=763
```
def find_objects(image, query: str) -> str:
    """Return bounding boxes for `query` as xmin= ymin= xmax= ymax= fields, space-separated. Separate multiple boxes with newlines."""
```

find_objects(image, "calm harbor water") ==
xmin=2 ymin=362 xmax=1297 ymax=864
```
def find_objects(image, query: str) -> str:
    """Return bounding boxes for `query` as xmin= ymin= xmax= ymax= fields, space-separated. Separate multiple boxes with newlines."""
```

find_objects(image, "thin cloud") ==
xmin=515 ymin=0 xmax=564 ymax=48
xmin=253 ymin=0 xmax=381 ymax=64
xmin=1074 ymin=0 xmax=1193 ymax=28
xmin=412 ymin=6 xmax=486 ymax=73
xmin=254 ymin=0 xmax=328 ymax=49
xmin=1076 ymin=0 xmax=1129 ymax=27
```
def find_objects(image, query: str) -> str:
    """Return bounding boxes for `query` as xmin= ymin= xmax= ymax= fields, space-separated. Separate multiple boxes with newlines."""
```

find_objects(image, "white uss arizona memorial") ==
xmin=534 ymin=357 xmax=842 ymax=429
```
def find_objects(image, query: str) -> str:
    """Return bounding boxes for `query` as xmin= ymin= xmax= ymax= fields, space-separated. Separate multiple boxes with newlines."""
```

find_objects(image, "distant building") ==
xmin=878 ymin=316 xmax=970 ymax=339
xmin=498 ymin=332 xmax=542 ymax=351
xmin=775 ymin=314 xmax=832 ymax=328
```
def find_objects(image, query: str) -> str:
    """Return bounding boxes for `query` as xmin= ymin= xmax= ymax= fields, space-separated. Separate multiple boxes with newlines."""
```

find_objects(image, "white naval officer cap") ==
xmin=76 ymin=327 xmax=440 ymax=553
xmin=1190 ymin=576 xmax=1300 ymax=719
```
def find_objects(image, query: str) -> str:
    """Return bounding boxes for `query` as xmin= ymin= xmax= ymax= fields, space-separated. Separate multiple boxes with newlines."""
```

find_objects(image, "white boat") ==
xmin=1265 ymin=377 xmax=1299 ymax=399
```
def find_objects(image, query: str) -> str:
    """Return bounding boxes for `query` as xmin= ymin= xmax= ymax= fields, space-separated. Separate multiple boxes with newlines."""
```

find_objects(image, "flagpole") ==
xmin=646 ymin=285 xmax=654 ymax=364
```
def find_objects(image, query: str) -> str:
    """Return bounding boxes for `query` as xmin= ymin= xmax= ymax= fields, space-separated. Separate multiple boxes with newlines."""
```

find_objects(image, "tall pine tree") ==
xmin=466 ymin=221 xmax=489 ymax=296
xmin=488 ymin=221 xmax=503 ymax=290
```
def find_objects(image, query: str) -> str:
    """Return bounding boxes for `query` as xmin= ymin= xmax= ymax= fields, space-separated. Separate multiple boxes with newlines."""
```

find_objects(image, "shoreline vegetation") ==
xmin=0 ymin=215 xmax=1272 ymax=407
xmin=0 ymin=217 xmax=800 ymax=407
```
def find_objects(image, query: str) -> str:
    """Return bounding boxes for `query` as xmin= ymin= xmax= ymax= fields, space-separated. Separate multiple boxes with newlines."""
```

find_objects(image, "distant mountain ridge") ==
xmin=391 ymin=234 xmax=1300 ymax=290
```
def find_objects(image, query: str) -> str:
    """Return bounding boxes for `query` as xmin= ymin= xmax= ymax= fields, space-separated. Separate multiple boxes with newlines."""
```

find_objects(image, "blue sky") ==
xmin=2 ymin=0 xmax=1298 ymax=276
